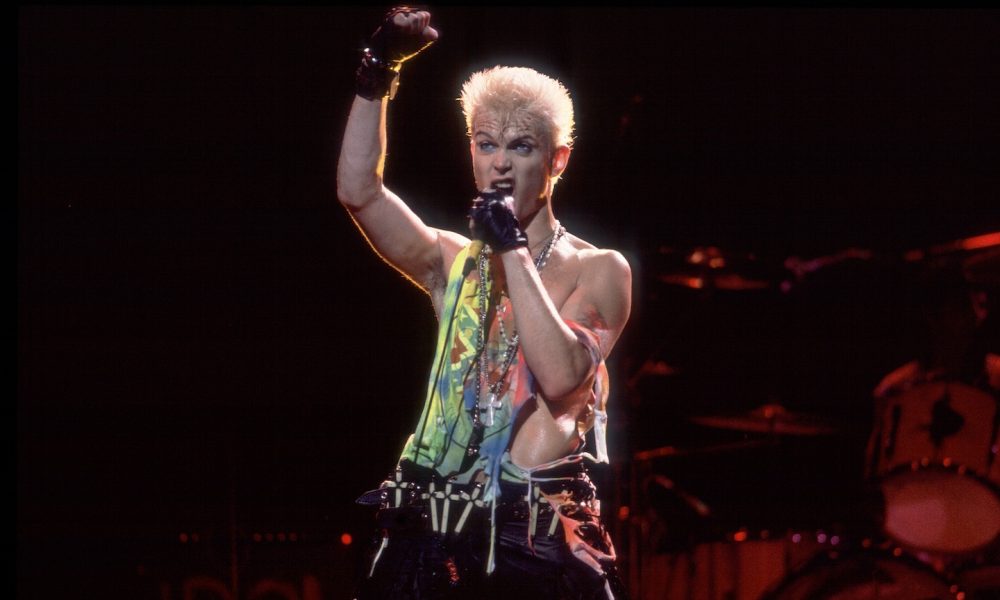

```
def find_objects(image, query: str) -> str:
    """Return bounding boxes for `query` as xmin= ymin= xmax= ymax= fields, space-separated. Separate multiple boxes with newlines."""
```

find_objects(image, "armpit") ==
xmin=565 ymin=318 xmax=604 ymax=370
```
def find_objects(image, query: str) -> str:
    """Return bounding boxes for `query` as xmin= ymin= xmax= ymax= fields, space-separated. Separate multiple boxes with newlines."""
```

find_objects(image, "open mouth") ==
xmin=492 ymin=180 xmax=514 ymax=195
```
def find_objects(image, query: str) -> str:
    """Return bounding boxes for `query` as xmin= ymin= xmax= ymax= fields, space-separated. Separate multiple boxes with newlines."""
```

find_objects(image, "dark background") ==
xmin=18 ymin=7 xmax=1000 ymax=599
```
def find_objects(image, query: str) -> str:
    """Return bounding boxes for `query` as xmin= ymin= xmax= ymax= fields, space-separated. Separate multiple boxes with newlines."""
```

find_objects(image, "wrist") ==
xmin=492 ymin=236 xmax=529 ymax=254
xmin=355 ymin=49 xmax=400 ymax=101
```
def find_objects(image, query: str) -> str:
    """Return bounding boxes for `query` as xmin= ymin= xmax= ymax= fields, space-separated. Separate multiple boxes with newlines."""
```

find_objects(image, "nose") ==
xmin=491 ymin=149 xmax=511 ymax=173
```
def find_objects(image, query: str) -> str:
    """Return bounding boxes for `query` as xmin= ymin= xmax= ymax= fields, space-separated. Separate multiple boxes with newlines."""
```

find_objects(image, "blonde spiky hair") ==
xmin=460 ymin=66 xmax=575 ymax=151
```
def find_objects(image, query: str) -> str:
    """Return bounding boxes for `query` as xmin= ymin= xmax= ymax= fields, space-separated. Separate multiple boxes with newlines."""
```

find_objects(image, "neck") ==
xmin=522 ymin=204 xmax=558 ymax=254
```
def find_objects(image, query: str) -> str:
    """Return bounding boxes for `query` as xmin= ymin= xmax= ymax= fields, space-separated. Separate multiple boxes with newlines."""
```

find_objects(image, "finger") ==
xmin=416 ymin=10 xmax=438 ymax=42
xmin=391 ymin=11 xmax=409 ymax=27
xmin=392 ymin=11 xmax=420 ymax=33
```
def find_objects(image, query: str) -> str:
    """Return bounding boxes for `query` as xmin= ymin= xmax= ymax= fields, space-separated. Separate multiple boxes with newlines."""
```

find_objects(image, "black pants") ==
xmin=355 ymin=483 xmax=627 ymax=600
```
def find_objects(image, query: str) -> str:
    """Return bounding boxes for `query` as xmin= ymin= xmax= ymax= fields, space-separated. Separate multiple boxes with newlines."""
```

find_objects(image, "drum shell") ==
xmin=869 ymin=382 xmax=1000 ymax=556
xmin=871 ymin=382 xmax=1000 ymax=481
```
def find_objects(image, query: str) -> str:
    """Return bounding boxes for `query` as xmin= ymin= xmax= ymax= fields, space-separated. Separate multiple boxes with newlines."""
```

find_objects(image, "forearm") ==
xmin=338 ymin=7 xmax=437 ymax=212
xmin=336 ymin=96 xmax=388 ymax=210
xmin=500 ymin=249 xmax=595 ymax=401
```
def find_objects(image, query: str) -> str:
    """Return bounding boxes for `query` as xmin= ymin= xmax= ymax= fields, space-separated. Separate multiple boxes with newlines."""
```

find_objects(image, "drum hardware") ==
xmin=631 ymin=233 xmax=1000 ymax=597
xmin=646 ymin=474 xmax=712 ymax=519
xmin=654 ymin=245 xmax=773 ymax=292
xmin=648 ymin=231 xmax=1000 ymax=298
xmin=690 ymin=403 xmax=840 ymax=436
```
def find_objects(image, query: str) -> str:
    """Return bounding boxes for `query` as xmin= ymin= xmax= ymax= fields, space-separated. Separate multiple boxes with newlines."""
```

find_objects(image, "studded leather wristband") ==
xmin=355 ymin=49 xmax=400 ymax=101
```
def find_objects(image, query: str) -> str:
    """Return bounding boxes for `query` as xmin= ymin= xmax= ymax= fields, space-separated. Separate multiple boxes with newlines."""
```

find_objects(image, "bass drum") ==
xmin=868 ymin=381 xmax=1000 ymax=556
xmin=762 ymin=549 xmax=959 ymax=600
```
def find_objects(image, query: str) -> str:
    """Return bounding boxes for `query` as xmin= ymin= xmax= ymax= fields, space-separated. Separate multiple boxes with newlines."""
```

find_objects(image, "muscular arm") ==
xmin=500 ymin=247 xmax=632 ymax=403
xmin=335 ymin=10 xmax=463 ymax=302
xmin=336 ymin=96 xmax=463 ymax=296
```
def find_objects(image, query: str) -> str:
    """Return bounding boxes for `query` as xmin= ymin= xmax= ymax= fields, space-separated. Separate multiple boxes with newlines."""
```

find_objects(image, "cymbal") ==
xmin=653 ymin=246 xmax=773 ymax=291
xmin=691 ymin=403 xmax=839 ymax=436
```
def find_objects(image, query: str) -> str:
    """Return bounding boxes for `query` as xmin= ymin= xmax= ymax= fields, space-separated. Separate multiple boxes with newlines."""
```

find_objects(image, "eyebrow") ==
xmin=472 ymin=131 xmax=540 ymax=148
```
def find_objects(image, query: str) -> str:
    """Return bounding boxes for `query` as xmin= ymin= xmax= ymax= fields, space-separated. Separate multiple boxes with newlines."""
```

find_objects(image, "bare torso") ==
xmin=431 ymin=231 xmax=610 ymax=469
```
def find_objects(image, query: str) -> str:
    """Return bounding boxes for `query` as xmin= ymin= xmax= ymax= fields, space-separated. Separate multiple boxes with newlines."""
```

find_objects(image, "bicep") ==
xmin=559 ymin=252 xmax=633 ymax=358
xmin=347 ymin=186 xmax=467 ymax=292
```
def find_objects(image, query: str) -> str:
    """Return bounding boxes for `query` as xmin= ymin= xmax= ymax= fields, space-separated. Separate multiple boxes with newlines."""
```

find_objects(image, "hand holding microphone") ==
xmin=468 ymin=188 xmax=528 ymax=259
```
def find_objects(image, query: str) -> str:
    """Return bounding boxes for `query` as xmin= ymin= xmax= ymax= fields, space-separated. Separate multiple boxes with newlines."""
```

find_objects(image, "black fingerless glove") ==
xmin=469 ymin=190 xmax=529 ymax=253
xmin=355 ymin=6 xmax=435 ymax=101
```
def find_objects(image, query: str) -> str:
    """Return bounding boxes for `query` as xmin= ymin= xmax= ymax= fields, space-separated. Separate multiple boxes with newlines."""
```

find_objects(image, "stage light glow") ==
xmin=959 ymin=232 xmax=1000 ymax=250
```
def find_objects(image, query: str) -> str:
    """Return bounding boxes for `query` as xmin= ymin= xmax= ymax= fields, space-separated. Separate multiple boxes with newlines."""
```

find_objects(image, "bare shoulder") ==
xmin=555 ymin=233 xmax=632 ymax=355
xmin=561 ymin=233 xmax=632 ymax=283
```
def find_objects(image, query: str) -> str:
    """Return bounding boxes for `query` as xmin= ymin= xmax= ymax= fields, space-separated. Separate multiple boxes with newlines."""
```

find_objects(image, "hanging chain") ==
xmin=468 ymin=223 xmax=566 ymax=446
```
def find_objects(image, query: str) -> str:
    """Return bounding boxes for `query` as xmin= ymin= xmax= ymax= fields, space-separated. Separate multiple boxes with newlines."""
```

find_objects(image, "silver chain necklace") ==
xmin=472 ymin=222 xmax=565 ymax=432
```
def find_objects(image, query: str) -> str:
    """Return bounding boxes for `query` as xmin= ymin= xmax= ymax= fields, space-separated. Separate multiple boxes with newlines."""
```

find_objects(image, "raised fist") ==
xmin=367 ymin=7 xmax=438 ymax=69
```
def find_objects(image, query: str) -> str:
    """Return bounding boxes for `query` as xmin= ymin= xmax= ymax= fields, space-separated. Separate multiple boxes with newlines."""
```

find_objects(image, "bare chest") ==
xmin=535 ymin=256 xmax=580 ymax=311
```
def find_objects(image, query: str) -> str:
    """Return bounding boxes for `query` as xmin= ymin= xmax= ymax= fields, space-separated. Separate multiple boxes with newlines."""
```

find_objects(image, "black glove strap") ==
xmin=356 ymin=6 xmax=432 ymax=101
xmin=355 ymin=50 xmax=399 ymax=101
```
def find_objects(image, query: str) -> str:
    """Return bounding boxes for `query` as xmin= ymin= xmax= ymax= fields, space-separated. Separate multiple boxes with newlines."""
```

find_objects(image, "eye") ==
xmin=512 ymin=141 xmax=534 ymax=155
xmin=477 ymin=141 xmax=497 ymax=153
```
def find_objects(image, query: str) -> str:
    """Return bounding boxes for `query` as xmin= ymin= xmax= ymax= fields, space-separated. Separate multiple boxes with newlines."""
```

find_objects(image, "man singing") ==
xmin=337 ymin=8 xmax=631 ymax=599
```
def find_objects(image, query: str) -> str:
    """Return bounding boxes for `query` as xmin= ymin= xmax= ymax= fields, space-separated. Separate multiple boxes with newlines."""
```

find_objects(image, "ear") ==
xmin=550 ymin=145 xmax=571 ymax=179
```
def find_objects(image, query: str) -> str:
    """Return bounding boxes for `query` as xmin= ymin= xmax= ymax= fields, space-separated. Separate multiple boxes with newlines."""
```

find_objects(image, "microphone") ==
xmin=464 ymin=188 xmax=514 ymax=276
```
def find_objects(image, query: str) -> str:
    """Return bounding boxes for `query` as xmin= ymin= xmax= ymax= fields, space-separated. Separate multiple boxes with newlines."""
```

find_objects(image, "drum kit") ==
xmin=627 ymin=236 xmax=1000 ymax=599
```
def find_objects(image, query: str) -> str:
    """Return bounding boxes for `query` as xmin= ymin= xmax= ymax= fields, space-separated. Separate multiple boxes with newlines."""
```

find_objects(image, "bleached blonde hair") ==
xmin=459 ymin=66 xmax=575 ymax=151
